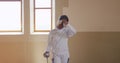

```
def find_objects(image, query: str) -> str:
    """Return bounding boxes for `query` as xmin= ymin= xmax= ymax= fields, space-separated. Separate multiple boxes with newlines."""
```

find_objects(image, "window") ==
xmin=0 ymin=0 xmax=24 ymax=35
xmin=30 ymin=0 xmax=55 ymax=34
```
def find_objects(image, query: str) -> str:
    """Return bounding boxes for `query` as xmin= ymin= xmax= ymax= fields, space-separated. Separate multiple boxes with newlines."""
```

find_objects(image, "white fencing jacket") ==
xmin=46 ymin=24 xmax=76 ymax=57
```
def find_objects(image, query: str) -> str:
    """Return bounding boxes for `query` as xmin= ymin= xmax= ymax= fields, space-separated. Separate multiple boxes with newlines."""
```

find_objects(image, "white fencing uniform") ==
xmin=46 ymin=24 xmax=76 ymax=63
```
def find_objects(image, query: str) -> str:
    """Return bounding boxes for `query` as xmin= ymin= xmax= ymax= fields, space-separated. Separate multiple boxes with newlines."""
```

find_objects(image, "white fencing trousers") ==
xmin=52 ymin=53 xmax=69 ymax=63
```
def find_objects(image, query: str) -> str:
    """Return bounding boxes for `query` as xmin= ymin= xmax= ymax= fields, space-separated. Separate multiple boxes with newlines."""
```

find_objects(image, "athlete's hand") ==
xmin=43 ymin=51 xmax=50 ymax=58
xmin=57 ymin=21 xmax=64 ymax=29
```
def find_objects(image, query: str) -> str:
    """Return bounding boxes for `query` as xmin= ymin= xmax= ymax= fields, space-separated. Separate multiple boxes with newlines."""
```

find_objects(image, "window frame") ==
xmin=0 ymin=0 xmax=24 ymax=35
xmin=30 ymin=0 xmax=55 ymax=34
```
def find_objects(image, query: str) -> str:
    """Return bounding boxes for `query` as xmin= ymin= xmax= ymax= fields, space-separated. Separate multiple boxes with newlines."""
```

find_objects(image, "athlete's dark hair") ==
xmin=59 ymin=15 xmax=69 ymax=22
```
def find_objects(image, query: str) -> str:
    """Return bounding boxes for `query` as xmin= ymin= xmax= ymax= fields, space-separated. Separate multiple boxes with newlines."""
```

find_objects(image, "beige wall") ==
xmin=63 ymin=0 xmax=120 ymax=32
xmin=0 ymin=0 xmax=120 ymax=63
xmin=69 ymin=32 xmax=120 ymax=63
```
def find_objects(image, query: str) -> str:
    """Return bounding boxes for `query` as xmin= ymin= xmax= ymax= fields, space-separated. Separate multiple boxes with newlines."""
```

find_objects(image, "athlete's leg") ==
xmin=53 ymin=54 xmax=61 ymax=63
xmin=61 ymin=54 xmax=69 ymax=63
